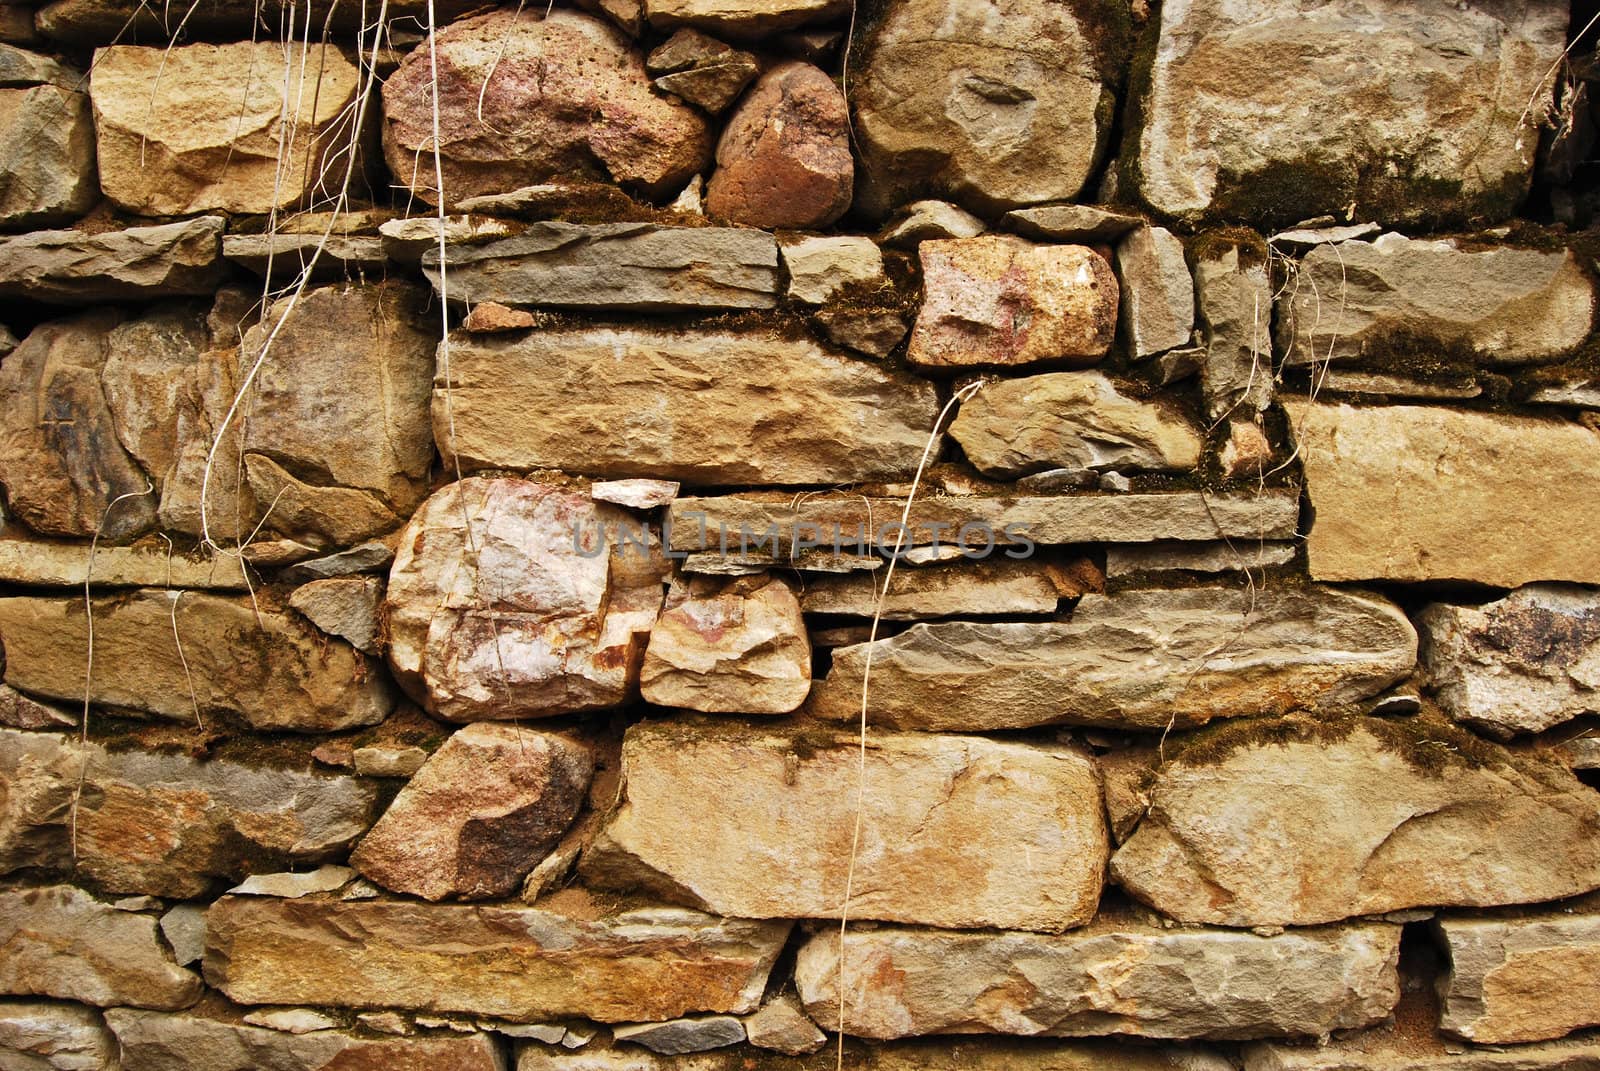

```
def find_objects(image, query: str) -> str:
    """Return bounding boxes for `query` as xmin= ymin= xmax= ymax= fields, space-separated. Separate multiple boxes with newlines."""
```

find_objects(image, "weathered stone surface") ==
xmin=613 ymin=1017 xmax=744 ymax=1054
xmin=646 ymin=30 xmax=758 ymax=113
xmin=1136 ymin=0 xmax=1567 ymax=226
xmin=0 ymin=44 xmax=67 ymax=85
xmin=221 ymin=234 xmax=388 ymax=280
xmin=0 ymin=81 xmax=95 ymax=229
xmin=0 ymin=885 xmax=200 ymax=1008
xmin=1435 ymin=894 xmax=1600 ymax=1043
xmin=240 ymin=1007 xmax=340 ymax=1033
xmin=0 ymin=728 xmax=380 ymax=897
xmin=0 ymin=218 xmax=223 ymax=304
xmin=1242 ymin=1023 xmax=1600 ymax=1071
xmin=100 ymin=303 xmax=208 ymax=497
xmin=0 ymin=313 xmax=158 ymax=541
xmin=1220 ymin=418 xmax=1273 ymax=480
xmin=153 ymin=344 xmax=257 ymax=544
xmin=0 ymin=591 xmax=393 ymax=732
xmin=0 ymin=999 xmax=118 ymax=1070
xmin=352 ymin=725 xmax=593 ymax=901
xmin=705 ymin=62 xmax=851 ymax=229
xmin=385 ymin=478 xmax=665 ymax=721
xmin=437 ymin=327 xmax=941 ymax=485
xmin=280 ymin=541 xmax=394 ymax=583
xmin=593 ymin=479 xmax=679 ymax=510
xmin=1004 ymin=204 xmax=1143 ymax=243
xmin=229 ymin=865 xmax=355 ymax=898
xmin=161 ymin=905 xmax=205 ymax=966
xmin=1195 ymin=241 xmax=1273 ymax=420
xmin=1285 ymin=400 xmax=1600 ymax=586
xmin=37 ymin=0 xmax=476 ymax=42
xmin=105 ymin=1008 xmax=504 ymax=1071
xmin=881 ymin=200 xmax=985 ymax=246
xmin=584 ymin=721 xmax=1106 ymax=931
xmin=353 ymin=745 xmax=428 ymax=779
xmin=1111 ymin=715 xmax=1600 ymax=927
xmin=1419 ymin=586 xmax=1600 ymax=739
xmin=379 ymin=214 xmax=522 ymax=265
xmin=799 ymin=558 xmax=1064 ymax=619
xmin=643 ymin=0 xmax=845 ymax=35
xmin=908 ymin=237 xmax=1117 ymax=368
xmin=462 ymin=302 xmax=538 ymax=334
xmin=810 ymin=586 xmax=1413 ymax=731
xmin=1279 ymin=235 xmax=1595 ymax=367
xmin=424 ymin=224 xmax=777 ymax=311
xmin=640 ymin=575 xmax=810 ymax=713
xmin=92 ymin=43 xmax=360 ymax=215
xmin=780 ymin=236 xmax=886 ymax=305
xmin=0 ymin=684 xmax=74 ymax=729
xmin=950 ymin=371 xmax=1201 ymax=480
xmin=289 ymin=577 xmax=383 ymax=655
xmin=795 ymin=913 xmax=1400 ymax=1040
xmin=382 ymin=10 xmax=710 ymax=206
xmin=853 ymin=0 xmax=1121 ymax=215
xmin=1105 ymin=541 xmax=1296 ymax=578
xmin=743 ymin=994 xmax=825 ymax=1056
xmin=243 ymin=455 xmax=402 ymax=548
xmin=813 ymin=306 xmax=909 ymax=358
xmin=205 ymin=894 xmax=790 ymax=1021
xmin=669 ymin=489 xmax=1301 ymax=551
xmin=1117 ymin=225 xmax=1195 ymax=358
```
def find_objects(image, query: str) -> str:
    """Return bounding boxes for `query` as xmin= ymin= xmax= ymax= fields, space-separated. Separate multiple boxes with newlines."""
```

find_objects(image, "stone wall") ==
xmin=1 ymin=0 xmax=1599 ymax=1068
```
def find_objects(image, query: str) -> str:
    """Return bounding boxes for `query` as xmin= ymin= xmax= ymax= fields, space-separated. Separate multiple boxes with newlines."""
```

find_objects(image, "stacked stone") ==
xmin=2 ymin=0 xmax=1600 ymax=1069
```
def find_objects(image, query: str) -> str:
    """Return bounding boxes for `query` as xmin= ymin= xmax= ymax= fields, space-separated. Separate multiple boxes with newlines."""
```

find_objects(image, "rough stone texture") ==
xmin=104 ymin=1008 xmax=505 ymax=1071
xmin=385 ymin=477 xmax=666 ymax=722
xmin=1004 ymin=205 xmax=1144 ymax=243
xmin=1110 ymin=715 xmax=1600 ymax=927
xmin=99 ymin=303 xmax=209 ymax=497
xmin=1285 ymin=400 xmax=1600 ymax=586
xmin=646 ymin=30 xmax=759 ymax=114
xmin=0 ymin=999 xmax=119 ymax=1070
xmin=668 ymin=489 xmax=1301 ymax=551
xmin=352 ymin=725 xmax=594 ymax=901
xmin=379 ymin=215 xmax=522 ymax=265
xmin=1136 ymin=0 xmax=1567 ymax=226
xmin=853 ymin=0 xmax=1120 ymax=215
xmin=704 ymin=62 xmax=851 ymax=230
xmin=584 ymin=721 xmax=1106 ymax=932
xmin=794 ymin=914 xmax=1400 ymax=1040
xmin=1105 ymin=541 xmax=1297 ymax=578
xmin=289 ymin=577 xmax=384 ymax=656
xmin=1117 ymin=225 xmax=1195 ymax=358
xmin=92 ymin=42 xmax=361 ymax=215
xmin=1242 ymin=1024 xmax=1600 ymax=1071
xmin=0 ymin=885 xmax=200 ymax=1008
xmin=780 ymin=236 xmax=886 ymax=305
xmin=1279 ymin=235 xmax=1595 ymax=367
xmin=1434 ymin=894 xmax=1600 ymax=1044
xmin=436 ymin=326 xmax=940 ymax=485
xmin=909 ymin=237 xmax=1117 ymax=368
xmin=242 ymin=455 xmax=404 ymax=548
xmin=0 ymin=728 xmax=380 ymax=898
xmin=36 ymin=0 xmax=478 ymax=43
xmin=1194 ymin=243 xmax=1274 ymax=420
xmin=809 ymin=586 xmax=1414 ymax=732
xmin=161 ymin=906 xmax=206 ymax=966
xmin=742 ymin=994 xmax=825 ymax=1055
xmin=642 ymin=0 xmax=846 ymax=36
xmin=423 ymin=224 xmax=778 ymax=311
xmin=0 ymin=312 xmax=159 ymax=541
xmin=0 ymin=684 xmax=74 ymax=729
xmin=382 ymin=10 xmax=711 ymax=206
xmin=221 ymin=234 xmax=389 ymax=280
xmin=0 ymin=592 xmax=394 ymax=732
xmin=813 ymin=306 xmax=909 ymax=358
xmin=612 ymin=1017 xmax=744 ymax=1054
xmin=950 ymin=371 xmax=1202 ymax=480
xmin=593 ymin=479 xmax=680 ymax=510
xmin=0 ymin=218 xmax=224 ymax=303
xmin=639 ymin=575 xmax=811 ymax=714
xmin=881 ymin=200 xmax=985 ymax=246
xmin=229 ymin=865 xmax=354 ymax=898
xmin=0 ymin=81 xmax=96 ymax=229
xmin=205 ymin=895 xmax=790 ymax=1022
xmin=798 ymin=558 xmax=1065 ymax=619
xmin=1418 ymin=586 xmax=1600 ymax=739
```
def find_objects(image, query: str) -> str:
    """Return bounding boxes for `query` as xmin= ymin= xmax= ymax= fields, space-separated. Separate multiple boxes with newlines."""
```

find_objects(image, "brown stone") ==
xmin=647 ymin=29 xmax=759 ymax=113
xmin=352 ymin=725 xmax=594 ymax=901
xmin=0 ymin=218 xmax=223 ymax=305
xmin=462 ymin=302 xmax=537 ymax=333
xmin=798 ymin=558 xmax=1065 ymax=619
xmin=1242 ymin=1020 xmax=1600 ymax=1071
xmin=0 ymin=81 xmax=95 ymax=228
xmin=908 ymin=237 xmax=1118 ymax=368
xmin=642 ymin=0 xmax=847 ymax=36
xmin=100 ymin=303 xmax=208 ymax=496
xmin=0 ymin=999 xmax=118 ymax=1071
xmin=204 ymin=894 xmax=791 ymax=1021
xmin=583 ymin=720 xmax=1107 ymax=932
xmin=288 ymin=576 xmax=384 ymax=655
xmin=382 ymin=9 xmax=711 ymax=206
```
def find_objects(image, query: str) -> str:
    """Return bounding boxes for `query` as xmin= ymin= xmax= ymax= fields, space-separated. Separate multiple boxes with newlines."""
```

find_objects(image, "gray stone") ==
xmin=612 ymin=1017 xmax=744 ymax=1054
xmin=280 ymin=541 xmax=394 ymax=582
xmin=1105 ymin=541 xmax=1296 ymax=578
xmin=0 ymin=885 xmax=200 ymax=1009
xmin=424 ymin=223 xmax=777 ymax=311
xmin=437 ymin=327 xmax=941 ymax=486
xmin=0 ymin=217 xmax=223 ymax=303
xmin=159 ymin=904 xmax=206 ymax=966
xmin=646 ymin=29 xmax=758 ymax=113
xmin=1268 ymin=222 xmax=1382 ymax=249
xmin=1419 ymin=585 xmax=1600 ymax=739
xmin=779 ymin=236 xmax=886 ymax=305
xmin=0 ymin=999 xmax=118 ymax=1071
xmin=1279 ymin=235 xmax=1595 ymax=367
xmin=742 ymin=994 xmax=825 ymax=1056
xmin=1526 ymin=378 xmax=1600 ymax=408
xmin=1117 ymin=225 xmax=1195 ymax=358
xmin=1316 ymin=370 xmax=1483 ymax=400
xmin=221 ymin=233 xmax=388 ymax=280
xmin=0 ymin=81 xmax=96 ymax=228
xmin=289 ymin=577 xmax=384 ymax=655
xmin=378 ymin=214 xmax=522 ymax=265
xmin=880 ymin=200 xmax=985 ymax=247
xmin=809 ymin=585 xmax=1415 ymax=732
xmin=1003 ymin=204 xmax=1144 ymax=243
xmin=1195 ymin=240 xmax=1274 ymax=420
xmin=794 ymin=914 xmax=1401 ymax=1040
xmin=1136 ymin=0 xmax=1567 ymax=226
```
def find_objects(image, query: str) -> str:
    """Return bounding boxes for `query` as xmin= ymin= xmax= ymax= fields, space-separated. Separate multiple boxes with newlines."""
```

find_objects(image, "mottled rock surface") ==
xmin=205 ymin=895 xmax=790 ymax=1021
xmin=1286 ymin=401 xmax=1600 ymax=586
xmin=643 ymin=0 xmax=846 ymax=36
xmin=646 ymin=30 xmax=759 ymax=114
xmin=1117 ymin=225 xmax=1195 ymax=358
xmin=780 ymin=236 xmax=886 ymax=305
xmin=0 ymin=218 xmax=224 ymax=303
xmin=352 ymin=725 xmax=593 ymax=900
xmin=288 ymin=576 xmax=384 ymax=655
xmin=1243 ymin=1024 xmax=1600 ymax=1071
xmin=742 ymin=993 xmax=825 ymax=1055
xmin=810 ymin=586 xmax=1415 ymax=731
xmin=798 ymin=558 xmax=1065 ymax=619
xmin=1111 ymin=716 xmax=1600 ymax=927
xmin=1194 ymin=241 xmax=1274 ymax=420
xmin=584 ymin=721 xmax=1106 ymax=932
xmin=0 ymin=79 xmax=95 ymax=228
xmin=0 ymin=999 xmax=118 ymax=1070
xmin=909 ymin=237 xmax=1117 ymax=368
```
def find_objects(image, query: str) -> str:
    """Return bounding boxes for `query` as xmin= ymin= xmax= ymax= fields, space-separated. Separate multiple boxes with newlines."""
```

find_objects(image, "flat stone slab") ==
xmin=0 ymin=217 xmax=224 ymax=302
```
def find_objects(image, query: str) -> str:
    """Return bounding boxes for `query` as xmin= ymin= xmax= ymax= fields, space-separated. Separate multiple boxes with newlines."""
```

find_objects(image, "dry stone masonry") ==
xmin=1 ymin=0 xmax=1599 ymax=1068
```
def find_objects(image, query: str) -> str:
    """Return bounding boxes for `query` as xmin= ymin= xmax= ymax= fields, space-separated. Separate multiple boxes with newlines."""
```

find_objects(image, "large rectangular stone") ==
xmin=434 ymin=327 xmax=941 ymax=485
xmin=1243 ymin=1025 xmax=1600 ymax=1071
xmin=0 ymin=217 xmax=224 ymax=302
xmin=794 ymin=913 xmax=1400 ymax=1040
xmin=666 ymin=489 xmax=1300 ymax=552
xmin=581 ymin=721 xmax=1106 ymax=933
xmin=1285 ymin=400 xmax=1600 ymax=586
xmin=204 ymin=895 xmax=790 ymax=1022
xmin=0 ymin=535 xmax=250 ymax=589
xmin=423 ymin=223 xmax=778 ymax=310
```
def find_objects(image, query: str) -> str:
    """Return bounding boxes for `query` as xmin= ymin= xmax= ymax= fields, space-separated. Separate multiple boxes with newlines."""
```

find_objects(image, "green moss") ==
xmin=1110 ymin=4 xmax=1164 ymax=214
xmin=1059 ymin=0 xmax=1136 ymax=88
